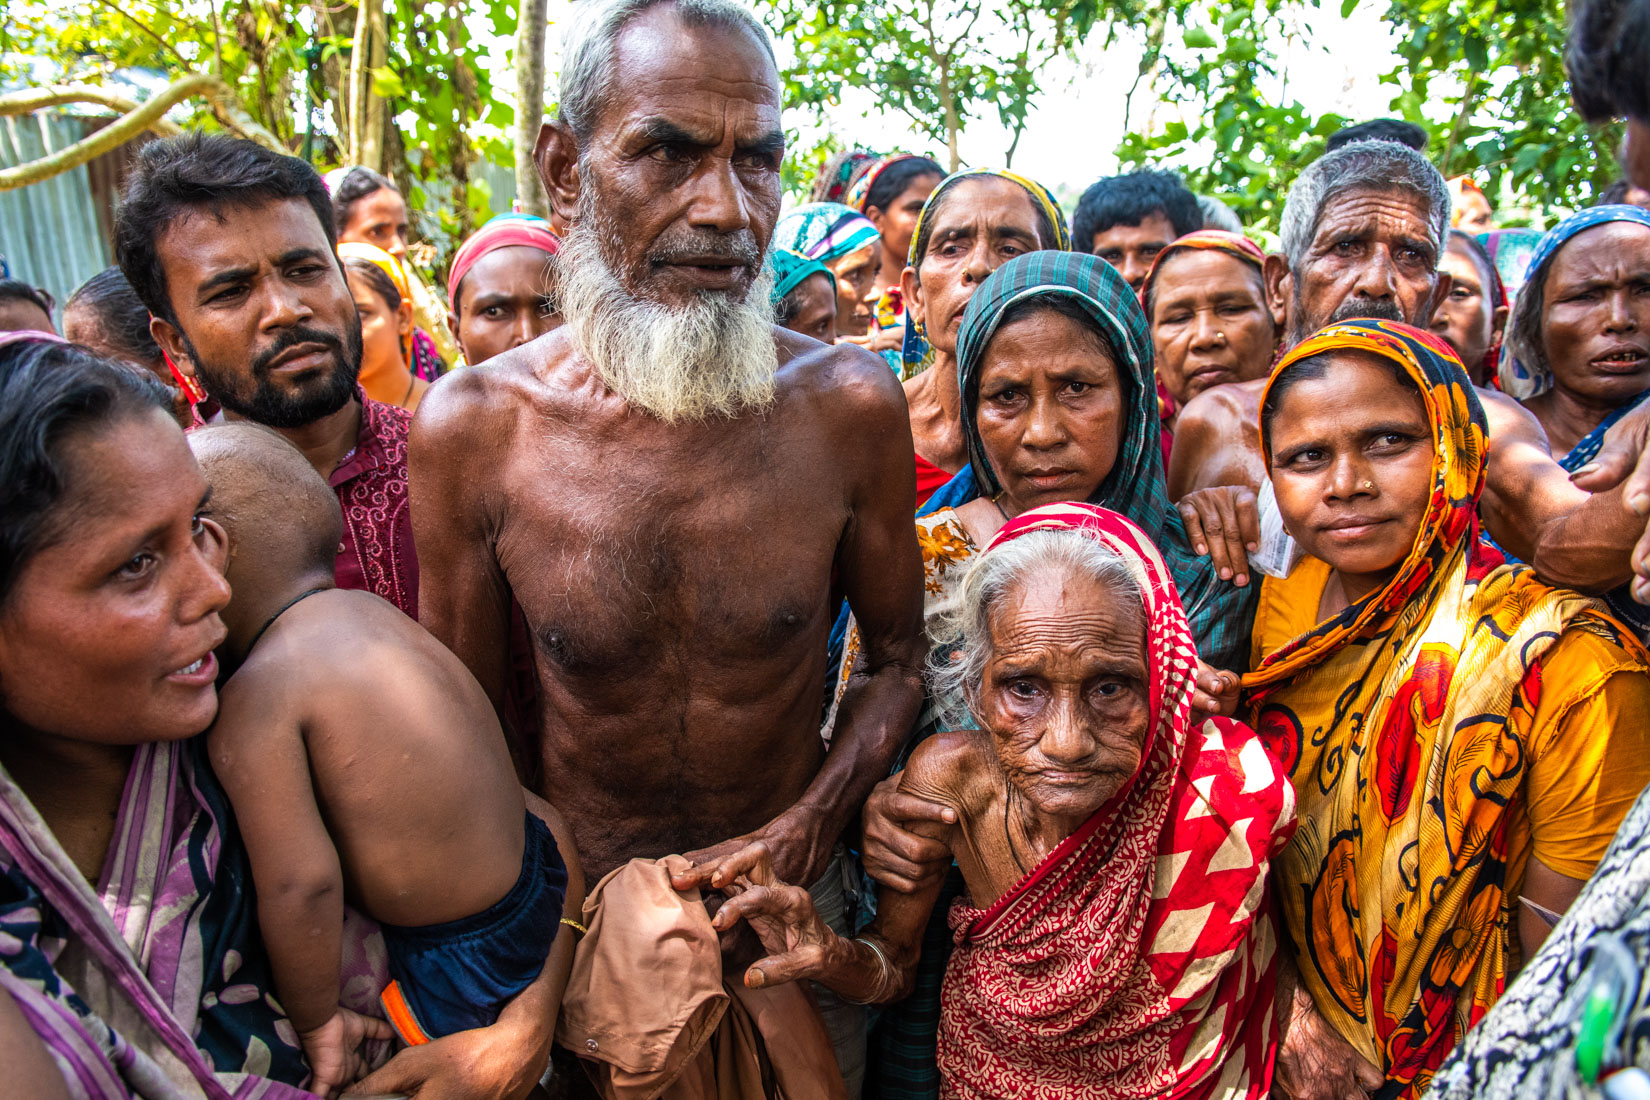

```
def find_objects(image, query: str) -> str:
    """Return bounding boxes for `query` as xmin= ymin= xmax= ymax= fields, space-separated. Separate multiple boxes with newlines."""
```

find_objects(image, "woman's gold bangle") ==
xmin=559 ymin=917 xmax=588 ymax=936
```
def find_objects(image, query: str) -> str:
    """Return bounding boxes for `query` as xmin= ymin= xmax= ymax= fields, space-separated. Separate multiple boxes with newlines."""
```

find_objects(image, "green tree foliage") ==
xmin=759 ymin=0 xmax=1108 ymax=171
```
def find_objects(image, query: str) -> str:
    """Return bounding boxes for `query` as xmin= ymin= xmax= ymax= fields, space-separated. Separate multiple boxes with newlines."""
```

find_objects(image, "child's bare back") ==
xmin=191 ymin=423 xmax=571 ymax=1095
xmin=210 ymin=586 xmax=525 ymax=927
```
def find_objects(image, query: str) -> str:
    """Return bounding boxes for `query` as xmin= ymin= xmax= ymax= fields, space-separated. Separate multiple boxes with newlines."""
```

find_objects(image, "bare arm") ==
xmin=1518 ymin=859 xmax=1587 ymax=959
xmin=1481 ymin=390 xmax=1639 ymax=589
xmin=522 ymin=790 xmax=585 ymax=1033
xmin=1166 ymin=386 xmax=1266 ymax=501
xmin=0 ymin=983 xmax=71 ymax=1100
xmin=410 ymin=375 xmax=515 ymax=713
xmin=209 ymin=682 xmax=343 ymax=1036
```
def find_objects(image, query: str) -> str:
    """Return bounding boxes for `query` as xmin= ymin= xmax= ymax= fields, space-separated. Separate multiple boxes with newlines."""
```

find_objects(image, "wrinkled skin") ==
xmin=1149 ymin=248 xmax=1279 ymax=406
xmin=829 ymin=243 xmax=881 ymax=338
xmin=697 ymin=566 xmax=1151 ymax=1007
xmin=902 ymin=176 xmax=1052 ymax=474
xmin=1522 ymin=221 xmax=1650 ymax=457
xmin=419 ymin=7 xmax=924 ymax=900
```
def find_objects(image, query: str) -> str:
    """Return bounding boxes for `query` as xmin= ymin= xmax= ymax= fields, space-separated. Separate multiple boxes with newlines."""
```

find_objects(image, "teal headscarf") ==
xmin=767 ymin=248 xmax=833 ymax=309
xmin=952 ymin=250 xmax=1257 ymax=668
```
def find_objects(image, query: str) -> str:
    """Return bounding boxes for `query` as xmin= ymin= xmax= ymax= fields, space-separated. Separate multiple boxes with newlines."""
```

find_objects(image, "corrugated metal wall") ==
xmin=0 ymin=112 xmax=115 ymax=322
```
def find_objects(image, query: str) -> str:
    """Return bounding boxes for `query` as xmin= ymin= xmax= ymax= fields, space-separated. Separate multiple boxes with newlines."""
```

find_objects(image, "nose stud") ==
xmin=1362 ymin=480 xmax=1375 ymax=491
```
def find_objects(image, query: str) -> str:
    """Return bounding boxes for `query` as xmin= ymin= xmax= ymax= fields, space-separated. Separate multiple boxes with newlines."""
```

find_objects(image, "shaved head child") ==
xmin=192 ymin=423 xmax=581 ymax=1096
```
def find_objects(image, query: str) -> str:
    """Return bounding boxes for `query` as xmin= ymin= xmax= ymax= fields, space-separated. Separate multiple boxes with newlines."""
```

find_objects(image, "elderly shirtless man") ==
xmin=411 ymin=0 xmax=923 ymax=1089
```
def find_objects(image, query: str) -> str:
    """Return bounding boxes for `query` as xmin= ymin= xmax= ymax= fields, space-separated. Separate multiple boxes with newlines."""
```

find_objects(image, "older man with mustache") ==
xmin=410 ymin=0 xmax=924 ymax=1092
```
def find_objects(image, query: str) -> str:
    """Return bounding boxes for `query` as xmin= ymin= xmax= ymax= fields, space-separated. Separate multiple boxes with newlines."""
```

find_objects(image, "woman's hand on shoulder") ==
xmin=1177 ymin=485 xmax=1260 ymax=587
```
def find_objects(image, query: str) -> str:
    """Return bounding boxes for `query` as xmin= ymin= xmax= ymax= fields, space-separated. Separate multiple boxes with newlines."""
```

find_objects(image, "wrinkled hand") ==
xmin=692 ymin=841 xmax=838 ymax=990
xmin=1568 ymin=402 xmax=1650 ymax=603
xmin=344 ymin=1009 xmax=547 ymax=1100
xmin=1274 ymin=990 xmax=1385 ymax=1099
xmin=1190 ymin=662 xmax=1241 ymax=724
xmin=301 ymin=1007 xmax=393 ymax=1099
xmin=1177 ymin=486 xmax=1260 ymax=587
xmin=674 ymin=809 xmax=829 ymax=897
xmin=860 ymin=772 xmax=956 ymax=894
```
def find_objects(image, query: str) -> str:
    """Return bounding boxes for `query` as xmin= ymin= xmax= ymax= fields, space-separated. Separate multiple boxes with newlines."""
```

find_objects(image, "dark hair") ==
xmin=65 ymin=268 xmax=162 ymax=366
xmin=1260 ymin=348 xmax=1419 ymax=453
xmin=342 ymin=257 xmax=403 ymax=311
xmin=115 ymin=134 xmax=335 ymax=327
xmin=862 ymin=156 xmax=945 ymax=215
xmin=1446 ymin=228 xmax=1503 ymax=304
xmin=911 ymin=177 xmax=1060 ymax=281
xmin=1569 ymin=0 xmax=1650 ymax=123
xmin=0 ymin=279 xmax=56 ymax=320
xmin=1598 ymin=178 xmax=1636 ymax=205
xmin=1324 ymin=119 xmax=1429 ymax=152
xmin=330 ymin=167 xmax=397 ymax=237
xmin=0 ymin=340 xmax=171 ymax=605
xmin=1072 ymin=169 xmax=1202 ymax=253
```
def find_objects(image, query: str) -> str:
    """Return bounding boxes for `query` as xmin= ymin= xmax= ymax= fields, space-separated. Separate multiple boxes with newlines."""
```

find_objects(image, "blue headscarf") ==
xmin=1500 ymin=204 xmax=1650 ymax=398
xmin=926 ymin=251 xmax=1257 ymax=669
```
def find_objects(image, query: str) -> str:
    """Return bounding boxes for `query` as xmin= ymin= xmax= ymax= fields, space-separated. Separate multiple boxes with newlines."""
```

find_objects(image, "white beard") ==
xmin=557 ymin=198 xmax=778 ymax=424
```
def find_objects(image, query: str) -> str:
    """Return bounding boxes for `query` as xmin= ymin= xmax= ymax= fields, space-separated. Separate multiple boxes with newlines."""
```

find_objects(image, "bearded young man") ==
xmin=410 ymin=0 xmax=925 ymax=1092
xmin=115 ymin=135 xmax=419 ymax=618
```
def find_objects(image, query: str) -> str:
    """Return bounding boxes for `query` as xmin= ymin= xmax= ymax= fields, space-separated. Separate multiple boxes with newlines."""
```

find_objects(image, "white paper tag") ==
xmin=1250 ymin=478 xmax=1304 ymax=579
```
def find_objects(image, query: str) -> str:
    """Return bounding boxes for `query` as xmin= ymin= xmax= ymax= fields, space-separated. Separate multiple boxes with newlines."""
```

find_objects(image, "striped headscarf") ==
xmin=902 ymin=168 xmax=1072 ymax=375
xmin=846 ymin=152 xmax=927 ymax=212
xmin=951 ymin=250 xmax=1257 ymax=669
xmin=772 ymin=202 xmax=880 ymax=266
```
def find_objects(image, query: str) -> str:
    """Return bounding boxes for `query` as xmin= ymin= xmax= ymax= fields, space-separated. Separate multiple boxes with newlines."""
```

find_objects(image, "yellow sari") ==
xmin=1242 ymin=320 xmax=1650 ymax=1097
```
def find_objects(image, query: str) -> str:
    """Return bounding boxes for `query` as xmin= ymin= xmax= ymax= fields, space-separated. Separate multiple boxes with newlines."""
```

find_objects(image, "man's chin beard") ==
xmin=557 ymin=216 xmax=779 ymax=425
xmin=188 ymin=341 xmax=361 ymax=429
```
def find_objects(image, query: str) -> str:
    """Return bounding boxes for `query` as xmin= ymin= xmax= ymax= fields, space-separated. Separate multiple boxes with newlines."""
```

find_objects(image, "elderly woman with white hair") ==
xmin=696 ymin=503 xmax=1296 ymax=1100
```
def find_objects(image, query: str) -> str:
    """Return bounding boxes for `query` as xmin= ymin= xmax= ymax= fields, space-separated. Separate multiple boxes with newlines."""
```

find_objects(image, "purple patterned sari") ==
xmin=0 ymin=737 xmax=391 ymax=1098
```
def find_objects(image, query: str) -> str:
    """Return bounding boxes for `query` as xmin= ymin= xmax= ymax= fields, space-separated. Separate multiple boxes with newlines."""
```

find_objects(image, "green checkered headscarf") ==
xmin=954 ymin=251 xmax=1257 ymax=668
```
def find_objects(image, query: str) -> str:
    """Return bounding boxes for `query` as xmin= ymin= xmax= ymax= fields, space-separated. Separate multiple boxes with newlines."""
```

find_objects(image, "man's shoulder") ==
xmin=1179 ymin=378 xmax=1265 ymax=426
xmin=777 ymin=328 xmax=906 ymax=420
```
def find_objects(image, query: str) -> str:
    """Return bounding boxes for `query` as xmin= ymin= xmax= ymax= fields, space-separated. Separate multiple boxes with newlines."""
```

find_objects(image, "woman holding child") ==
xmin=0 ymin=333 xmax=563 ymax=1099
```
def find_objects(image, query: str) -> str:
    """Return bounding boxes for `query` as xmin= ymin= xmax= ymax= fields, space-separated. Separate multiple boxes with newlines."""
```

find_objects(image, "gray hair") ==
xmin=927 ymin=530 xmax=1141 ymax=729
xmin=558 ymin=0 xmax=776 ymax=143
xmin=1278 ymin=140 xmax=1451 ymax=272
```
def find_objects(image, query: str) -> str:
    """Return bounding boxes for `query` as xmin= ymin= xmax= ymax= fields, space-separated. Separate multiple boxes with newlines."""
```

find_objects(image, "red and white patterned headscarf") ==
xmin=939 ymin=502 xmax=1295 ymax=1100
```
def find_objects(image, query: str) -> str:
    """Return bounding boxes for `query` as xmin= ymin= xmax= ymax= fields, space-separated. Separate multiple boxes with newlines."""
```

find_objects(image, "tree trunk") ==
xmin=940 ymin=59 xmax=960 ymax=172
xmin=348 ymin=0 xmax=387 ymax=170
xmin=513 ymin=0 xmax=550 ymax=217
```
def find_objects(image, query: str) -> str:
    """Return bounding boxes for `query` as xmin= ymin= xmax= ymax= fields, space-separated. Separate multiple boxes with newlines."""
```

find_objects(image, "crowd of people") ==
xmin=5 ymin=0 xmax=1650 ymax=1097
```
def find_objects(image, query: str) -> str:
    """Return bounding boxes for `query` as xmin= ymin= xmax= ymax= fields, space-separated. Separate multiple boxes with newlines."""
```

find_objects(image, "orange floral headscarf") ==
xmin=1242 ymin=320 xmax=1634 ymax=1096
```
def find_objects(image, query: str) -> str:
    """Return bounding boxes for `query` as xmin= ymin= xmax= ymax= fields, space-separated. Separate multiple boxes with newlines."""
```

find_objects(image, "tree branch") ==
xmin=0 ymin=74 xmax=222 ymax=191
xmin=0 ymin=84 xmax=182 ymax=133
